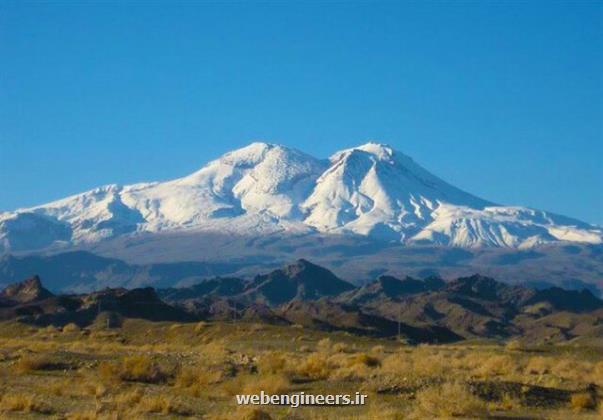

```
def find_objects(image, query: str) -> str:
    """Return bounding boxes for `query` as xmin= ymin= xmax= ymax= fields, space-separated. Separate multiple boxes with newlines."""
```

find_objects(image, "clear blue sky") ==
xmin=1 ymin=1 xmax=601 ymax=224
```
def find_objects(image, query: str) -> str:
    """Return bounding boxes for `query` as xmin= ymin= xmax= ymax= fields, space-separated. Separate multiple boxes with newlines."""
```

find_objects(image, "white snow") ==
xmin=1 ymin=142 xmax=601 ymax=252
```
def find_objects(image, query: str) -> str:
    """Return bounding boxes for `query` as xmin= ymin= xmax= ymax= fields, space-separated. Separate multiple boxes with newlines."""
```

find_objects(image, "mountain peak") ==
xmin=217 ymin=141 xmax=277 ymax=166
xmin=245 ymin=259 xmax=354 ymax=305
xmin=0 ymin=275 xmax=54 ymax=303
xmin=330 ymin=142 xmax=396 ymax=164
xmin=354 ymin=142 xmax=395 ymax=159
xmin=1 ymin=141 xmax=601 ymax=254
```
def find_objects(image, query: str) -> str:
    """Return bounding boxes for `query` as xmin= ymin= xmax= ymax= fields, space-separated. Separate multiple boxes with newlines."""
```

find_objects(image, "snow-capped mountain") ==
xmin=1 ymin=142 xmax=601 ymax=253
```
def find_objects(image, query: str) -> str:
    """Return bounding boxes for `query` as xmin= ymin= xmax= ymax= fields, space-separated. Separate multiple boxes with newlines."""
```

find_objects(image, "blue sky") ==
xmin=1 ymin=1 xmax=601 ymax=224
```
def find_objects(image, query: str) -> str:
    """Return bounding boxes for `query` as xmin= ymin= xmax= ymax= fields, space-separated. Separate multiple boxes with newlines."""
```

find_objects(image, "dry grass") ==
xmin=243 ymin=373 xmax=290 ymax=394
xmin=411 ymin=381 xmax=489 ymax=418
xmin=136 ymin=395 xmax=171 ymax=414
xmin=570 ymin=392 xmax=596 ymax=411
xmin=332 ymin=342 xmax=348 ymax=353
xmin=99 ymin=354 xmax=169 ymax=384
xmin=525 ymin=356 xmax=552 ymax=375
xmin=194 ymin=321 xmax=208 ymax=333
xmin=316 ymin=337 xmax=333 ymax=353
xmin=257 ymin=350 xmax=288 ymax=374
xmin=371 ymin=344 xmax=385 ymax=354
xmin=0 ymin=393 xmax=52 ymax=414
xmin=14 ymin=353 xmax=56 ymax=374
xmin=296 ymin=352 xmax=333 ymax=380
xmin=62 ymin=322 xmax=80 ymax=333
xmin=114 ymin=388 xmax=143 ymax=406
xmin=175 ymin=366 xmax=222 ymax=397
xmin=0 ymin=319 xmax=601 ymax=418
xmin=349 ymin=352 xmax=381 ymax=368
xmin=65 ymin=411 xmax=97 ymax=420
xmin=473 ymin=354 xmax=519 ymax=377
xmin=229 ymin=407 xmax=273 ymax=420
xmin=505 ymin=339 xmax=524 ymax=351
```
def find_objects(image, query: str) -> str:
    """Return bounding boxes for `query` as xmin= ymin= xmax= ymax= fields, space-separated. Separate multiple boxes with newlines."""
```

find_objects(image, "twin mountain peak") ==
xmin=1 ymin=142 xmax=601 ymax=254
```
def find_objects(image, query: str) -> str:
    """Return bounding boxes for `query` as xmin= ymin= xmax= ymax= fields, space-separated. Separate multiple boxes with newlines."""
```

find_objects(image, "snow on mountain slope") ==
xmin=1 ymin=142 xmax=601 ymax=252
xmin=301 ymin=143 xmax=491 ymax=240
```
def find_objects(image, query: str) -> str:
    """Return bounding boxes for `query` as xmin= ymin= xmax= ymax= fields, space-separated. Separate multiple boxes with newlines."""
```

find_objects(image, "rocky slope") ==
xmin=2 ymin=260 xmax=602 ymax=344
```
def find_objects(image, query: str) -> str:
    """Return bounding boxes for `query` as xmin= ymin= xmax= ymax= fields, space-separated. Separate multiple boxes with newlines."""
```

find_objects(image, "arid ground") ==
xmin=0 ymin=319 xmax=601 ymax=419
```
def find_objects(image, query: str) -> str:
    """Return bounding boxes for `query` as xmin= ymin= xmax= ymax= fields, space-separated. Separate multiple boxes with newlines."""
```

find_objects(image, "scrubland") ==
xmin=0 ymin=319 xmax=601 ymax=419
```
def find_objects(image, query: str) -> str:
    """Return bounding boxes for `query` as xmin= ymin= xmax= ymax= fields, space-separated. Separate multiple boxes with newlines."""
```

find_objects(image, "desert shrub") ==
xmin=176 ymin=367 xmax=206 ymax=387
xmin=570 ymin=392 xmax=596 ymax=411
xmin=98 ymin=355 xmax=168 ymax=384
xmin=296 ymin=352 xmax=333 ymax=380
xmin=411 ymin=381 xmax=488 ymax=419
xmin=472 ymin=354 xmax=518 ymax=377
xmin=0 ymin=393 xmax=33 ymax=412
xmin=42 ymin=325 xmax=59 ymax=334
xmin=98 ymin=361 xmax=120 ymax=384
xmin=62 ymin=322 xmax=80 ymax=333
xmin=525 ymin=356 xmax=551 ymax=375
xmin=316 ymin=338 xmax=332 ymax=353
xmin=136 ymin=395 xmax=192 ymax=416
xmin=220 ymin=372 xmax=289 ymax=396
xmin=39 ymin=378 xmax=73 ymax=396
xmin=200 ymin=340 xmax=229 ymax=365
xmin=175 ymin=366 xmax=222 ymax=396
xmin=243 ymin=373 xmax=289 ymax=394
xmin=14 ymin=354 xmax=56 ymax=374
xmin=505 ymin=339 xmax=523 ymax=351
xmin=332 ymin=342 xmax=347 ymax=353
xmin=257 ymin=351 xmax=288 ymax=374
xmin=494 ymin=392 xmax=523 ymax=411
xmin=0 ymin=393 xmax=52 ymax=414
xmin=411 ymin=348 xmax=453 ymax=377
xmin=382 ymin=348 xmax=461 ymax=378
xmin=349 ymin=353 xmax=381 ymax=368
xmin=77 ymin=377 xmax=107 ymax=398
xmin=550 ymin=358 xmax=595 ymax=384
xmin=371 ymin=345 xmax=385 ymax=354
xmin=136 ymin=395 xmax=170 ymax=414
xmin=220 ymin=374 xmax=248 ymax=396
xmin=114 ymin=388 xmax=143 ymax=406
xmin=381 ymin=353 xmax=413 ymax=376
xmin=330 ymin=363 xmax=372 ymax=381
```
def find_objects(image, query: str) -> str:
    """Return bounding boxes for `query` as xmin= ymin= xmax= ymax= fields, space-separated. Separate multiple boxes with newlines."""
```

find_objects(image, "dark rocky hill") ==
xmin=1 ymin=259 xmax=601 ymax=344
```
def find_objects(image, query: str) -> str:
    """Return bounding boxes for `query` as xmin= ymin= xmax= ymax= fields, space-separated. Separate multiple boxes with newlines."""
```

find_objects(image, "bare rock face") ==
xmin=0 ymin=275 xmax=53 ymax=303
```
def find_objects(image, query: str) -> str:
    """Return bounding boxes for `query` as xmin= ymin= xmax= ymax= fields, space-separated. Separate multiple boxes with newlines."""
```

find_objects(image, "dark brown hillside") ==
xmin=0 ymin=279 xmax=193 ymax=327
xmin=0 ymin=275 xmax=53 ymax=304
xmin=158 ymin=277 xmax=247 ymax=301
xmin=2 ymin=260 xmax=602 ymax=344
xmin=242 ymin=259 xmax=355 ymax=305
xmin=277 ymin=299 xmax=462 ymax=343
xmin=337 ymin=274 xmax=444 ymax=304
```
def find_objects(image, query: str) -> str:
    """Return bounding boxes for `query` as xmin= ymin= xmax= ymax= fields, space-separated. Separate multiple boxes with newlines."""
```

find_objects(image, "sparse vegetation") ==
xmin=570 ymin=392 xmax=596 ymax=411
xmin=411 ymin=381 xmax=488 ymax=418
xmin=14 ymin=353 xmax=57 ymax=373
xmin=99 ymin=354 xmax=170 ymax=384
xmin=0 ymin=318 xmax=600 ymax=418
xmin=0 ymin=393 xmax=52 ymax=414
